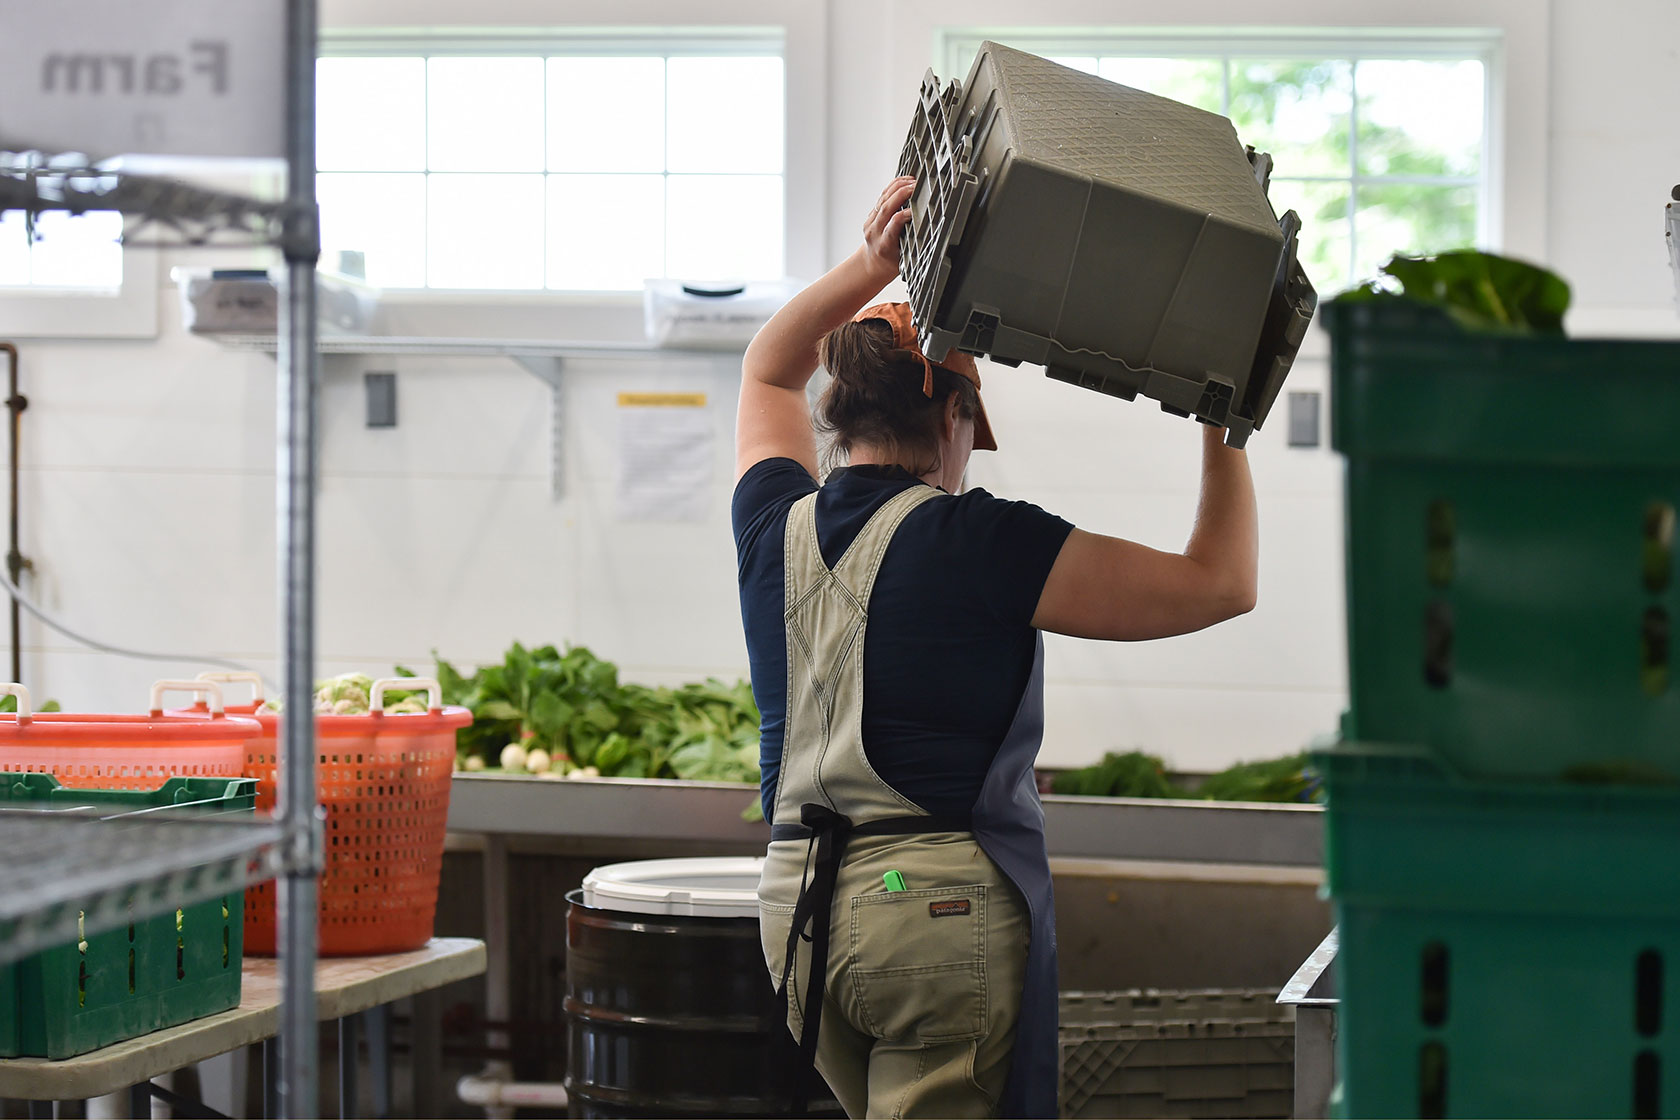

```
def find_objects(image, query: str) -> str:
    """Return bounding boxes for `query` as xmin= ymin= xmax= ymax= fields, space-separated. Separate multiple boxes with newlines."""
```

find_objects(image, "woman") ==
xmin=733 ymin=176 xmax=1258 ymax=1119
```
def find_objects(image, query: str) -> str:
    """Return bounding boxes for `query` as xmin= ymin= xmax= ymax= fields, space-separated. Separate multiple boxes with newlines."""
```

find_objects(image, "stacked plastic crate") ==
xmin=894 ymin=42 xmax=1316 ymax=449
xmin=1058 ymin=990 xmax=1295 ymax=1119
xmin=1317 ymin=298 xmax=1680 ymax=1117
xmin=0 ymin=682 xmax=261 ymax=1058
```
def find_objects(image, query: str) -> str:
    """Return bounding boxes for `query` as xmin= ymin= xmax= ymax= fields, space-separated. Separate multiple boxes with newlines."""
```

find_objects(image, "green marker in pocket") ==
xmin=883 ymin=870 xmax=907 ymax=892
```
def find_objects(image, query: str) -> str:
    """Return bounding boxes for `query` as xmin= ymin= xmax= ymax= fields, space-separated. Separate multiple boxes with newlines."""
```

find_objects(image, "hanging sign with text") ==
xmin=0 ymin=0 xmax=286 ymax=160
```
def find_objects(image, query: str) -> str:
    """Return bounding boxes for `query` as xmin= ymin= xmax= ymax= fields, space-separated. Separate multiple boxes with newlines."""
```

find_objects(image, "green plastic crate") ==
xmin=0 ymin=773 xmax=254 ymax=1059
xmin=1329 ymin=299 xmax=1680 ymax=780
xmin=0 ymin=949 xmax=16 ymax=1055
xmin=1317 ymin=742 xmax=1680 ymax=1118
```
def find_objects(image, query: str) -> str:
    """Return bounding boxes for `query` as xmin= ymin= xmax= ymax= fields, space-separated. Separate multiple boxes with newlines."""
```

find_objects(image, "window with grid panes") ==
xmin=315 ymin=44 xmax=785 ymax=291
xmin=946 ymin=37 xmax=1491 ymax=297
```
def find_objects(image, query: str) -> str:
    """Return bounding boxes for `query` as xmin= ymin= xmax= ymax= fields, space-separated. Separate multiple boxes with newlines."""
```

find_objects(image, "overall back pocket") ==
xmin=849 ymin=885 xmax=988 ymax=1043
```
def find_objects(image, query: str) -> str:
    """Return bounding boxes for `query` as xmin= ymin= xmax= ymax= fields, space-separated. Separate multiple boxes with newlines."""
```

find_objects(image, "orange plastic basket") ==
xmin=0 ymin=681 xmax=259 ymax=791
xmin=181 ymin=674 xmax=470 ymax=957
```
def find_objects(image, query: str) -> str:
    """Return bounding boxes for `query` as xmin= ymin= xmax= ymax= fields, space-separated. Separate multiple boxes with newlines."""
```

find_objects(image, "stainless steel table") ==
xmin=445 ymin=773 xmax=1325 ymax=866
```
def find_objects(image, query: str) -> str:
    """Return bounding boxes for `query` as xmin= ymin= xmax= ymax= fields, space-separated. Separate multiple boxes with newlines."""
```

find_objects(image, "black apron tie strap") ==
xmin=773 ymin=804 xmax=973 ymax=1114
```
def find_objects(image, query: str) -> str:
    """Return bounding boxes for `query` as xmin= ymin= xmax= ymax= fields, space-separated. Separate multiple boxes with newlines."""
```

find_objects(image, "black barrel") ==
xmin=564 ymin=863 xmax=841 ymax=1118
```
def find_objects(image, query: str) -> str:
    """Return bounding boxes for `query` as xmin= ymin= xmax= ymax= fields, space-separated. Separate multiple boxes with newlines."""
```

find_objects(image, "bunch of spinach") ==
xmin=1049 ymin=749 xmax=1323 ymax=804
xmin=1051 ymin=750 xmax=1187 ymax=799
xmin=402 ymin=643 xmax=762 ymax=784
xmin=1195 ymin=752 xmax=1321 ymax=804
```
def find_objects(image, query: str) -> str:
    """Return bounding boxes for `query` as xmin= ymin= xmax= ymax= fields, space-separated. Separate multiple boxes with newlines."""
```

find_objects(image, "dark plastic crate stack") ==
xmin=1057 ymin=989 xmax=1294 ymax=1118
xmin=1316 ymin=741 xmax=1680 ymax=1118
xmin=0 ymin=773 xmax=254 ymax=1059
xmin=1328 ymin=299 xmax=1680 ymax=781
xmin=896 ymin=41 xmax=1316 ymax=448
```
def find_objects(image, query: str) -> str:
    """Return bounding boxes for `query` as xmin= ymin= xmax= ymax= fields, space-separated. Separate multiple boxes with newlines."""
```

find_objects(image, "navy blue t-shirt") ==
xmin=732 ymin=458 xmax=1074 ymax=822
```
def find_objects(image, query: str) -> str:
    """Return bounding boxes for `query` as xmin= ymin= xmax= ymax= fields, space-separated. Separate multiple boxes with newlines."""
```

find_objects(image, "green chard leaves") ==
xmin=1335 ymin=250 xmax=1571 ymax=335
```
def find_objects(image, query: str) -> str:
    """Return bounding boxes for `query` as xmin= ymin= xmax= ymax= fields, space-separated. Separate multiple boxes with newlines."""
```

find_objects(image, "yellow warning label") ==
xmin=617 ymin=392 xmax=708 ymax=408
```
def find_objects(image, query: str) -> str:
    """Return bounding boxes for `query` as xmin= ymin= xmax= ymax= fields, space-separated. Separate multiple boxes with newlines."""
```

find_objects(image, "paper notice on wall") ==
xmin=616 ymin=392 xmax=713 ymax=522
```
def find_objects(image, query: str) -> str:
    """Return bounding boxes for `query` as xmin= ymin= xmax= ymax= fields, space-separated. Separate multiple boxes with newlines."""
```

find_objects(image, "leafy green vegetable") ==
xmin=315 ymin=673 xmax=372 ymax=714
xmin=409 ymin=643 xmax=763 ymax=784
xmin=0 ymin=695 xmax=60 ymax=713
xmin=1335 ymin=250 xmax=1571 ymax=334
xmin=1195 ymin=752 xmax=1320 ymax=803
xmin=1048 ymin=749 xmax=1323 ymax=804
xmin=1051 ymin=751 xmax=1187 ymax=799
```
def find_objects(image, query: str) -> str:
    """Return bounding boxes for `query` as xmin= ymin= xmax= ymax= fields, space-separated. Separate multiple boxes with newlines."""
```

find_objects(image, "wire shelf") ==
xmin=209 ymin=334 xmax=739 ymax=359
xmin=0 ymin=161 xmax=287 ymax=248
xmin=0 ymin=807 xmax=287 ymax=966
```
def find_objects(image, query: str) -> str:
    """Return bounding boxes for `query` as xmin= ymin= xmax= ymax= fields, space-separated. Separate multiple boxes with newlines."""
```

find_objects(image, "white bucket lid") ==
xmin=581 ymin=856 xmax=766 ymax=919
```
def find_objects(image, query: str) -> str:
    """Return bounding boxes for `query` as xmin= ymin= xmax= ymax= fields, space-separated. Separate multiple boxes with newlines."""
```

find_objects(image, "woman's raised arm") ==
xmin=1033 ymin=424 xmax=1259 ymax=640
xmin=735 ymin=176 xmax=915 ymax=481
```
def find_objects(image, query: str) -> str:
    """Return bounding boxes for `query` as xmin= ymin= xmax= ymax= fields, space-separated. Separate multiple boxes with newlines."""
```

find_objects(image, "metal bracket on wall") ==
xmin=509 ymin=356 xmax=565 ymax=500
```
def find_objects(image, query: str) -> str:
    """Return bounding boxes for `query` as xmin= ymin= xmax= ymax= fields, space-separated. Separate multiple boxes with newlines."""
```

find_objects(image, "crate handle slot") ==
xmin=195 ymin=670 xmax=264 ymax=705
xmin=1424 ymin=603 xmax=1454 ymax=689
xmin=1642 ymin=608 xmax=1670 ymax=697
xmin=1419 ymin=1041 xmax=1448 ymax=1118
xmin=0 ymin=682 xmax=32 ymax=724
xmin=150 ymin=679 xmax=225 ymax=717
xmin=369 ymin=677 xmax=442 ymax=715
xmin=1635 ymin=1051 xmax=1660 ymax=1119
xmin=1426 ymin=501 xmax=1456 ymax=588
xmin=1420 ymin=941 xmax=1450 ymax=1026
xmin=1645 ymin=503 xmax=1674 ymax=594
xmin=1637 ymin=949 xmax=1664 ymax=1037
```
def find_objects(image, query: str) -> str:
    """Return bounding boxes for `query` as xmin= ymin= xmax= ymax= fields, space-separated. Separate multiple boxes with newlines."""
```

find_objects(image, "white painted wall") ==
xmin=5 ymin=0 xmax=1677 ymax=771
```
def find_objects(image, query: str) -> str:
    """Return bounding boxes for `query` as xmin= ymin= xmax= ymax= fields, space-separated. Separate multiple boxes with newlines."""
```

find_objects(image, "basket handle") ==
xmin=151 ymin=679 xmax=225 ymax=717
xmin=195 ymin=670 xmax=264 ymax=705
xmin=0 ymin=682 xmax=31 ymax=724
xmin=370 ymin=677 xmax=442 ymax=715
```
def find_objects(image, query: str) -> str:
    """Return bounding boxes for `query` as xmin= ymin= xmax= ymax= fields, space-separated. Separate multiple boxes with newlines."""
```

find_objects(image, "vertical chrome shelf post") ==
xmin=278 ymin=0 xmax=323 ymax=1114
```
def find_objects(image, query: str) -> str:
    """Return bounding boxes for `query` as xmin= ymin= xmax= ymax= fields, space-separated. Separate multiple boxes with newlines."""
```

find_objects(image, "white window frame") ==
xmin=319 ymin=3 xmax=827 ymax=303
xmin=0 ymin=227 xmax=158 ymax=339
xmin=892 ymin=0 xmax=1547 ymax=269
xmin=317 ymin=32 xmax=786 ymax=294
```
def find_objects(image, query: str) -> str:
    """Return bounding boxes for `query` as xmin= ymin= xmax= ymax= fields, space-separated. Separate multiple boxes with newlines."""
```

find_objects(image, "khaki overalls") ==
xmin=757 ymin=485 xmax=1031 ymax=1119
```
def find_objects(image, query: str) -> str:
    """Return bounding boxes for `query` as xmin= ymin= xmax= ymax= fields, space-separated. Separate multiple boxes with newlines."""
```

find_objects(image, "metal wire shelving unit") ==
xmin=1 ymin=1 xmax=325 ymax=1113
xmin=0 ymin=809 xmax=289 ymax=965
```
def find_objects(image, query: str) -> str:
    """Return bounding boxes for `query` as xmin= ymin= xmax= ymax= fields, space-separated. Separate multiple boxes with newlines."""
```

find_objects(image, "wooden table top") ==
xmin=0 ymin=937 xmax=486 ymax=1101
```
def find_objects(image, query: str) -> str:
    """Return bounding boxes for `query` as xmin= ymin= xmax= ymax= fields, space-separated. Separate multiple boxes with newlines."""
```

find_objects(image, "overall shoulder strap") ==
xmin=772 ymin=483 xmax=942 ymax=825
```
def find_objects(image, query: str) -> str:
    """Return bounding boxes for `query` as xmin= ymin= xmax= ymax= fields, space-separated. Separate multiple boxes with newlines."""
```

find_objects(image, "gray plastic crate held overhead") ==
xmin=897 ymin=42 xmax=1318 ymax=448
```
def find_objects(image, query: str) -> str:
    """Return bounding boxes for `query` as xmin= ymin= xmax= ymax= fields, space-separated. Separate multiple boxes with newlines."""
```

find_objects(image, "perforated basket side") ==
xmin=244 ymin=727 xmax=457 ymax=955
xmin=896 ymin=70 xmax=981 ymax=364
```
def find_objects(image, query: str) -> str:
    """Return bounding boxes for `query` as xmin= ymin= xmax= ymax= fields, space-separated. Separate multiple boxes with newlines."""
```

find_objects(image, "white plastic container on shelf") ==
xmin=173 ymin=266 xmax=379 ymax=334
xmin=642 ymin=279 xmax=796 ymax=349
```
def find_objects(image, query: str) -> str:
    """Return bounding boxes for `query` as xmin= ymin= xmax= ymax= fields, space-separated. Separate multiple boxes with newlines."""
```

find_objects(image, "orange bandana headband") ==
xmin=851 ymin=302 xmax=997 ymax=451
